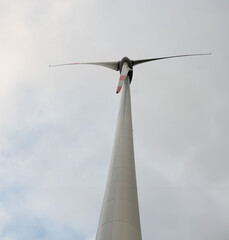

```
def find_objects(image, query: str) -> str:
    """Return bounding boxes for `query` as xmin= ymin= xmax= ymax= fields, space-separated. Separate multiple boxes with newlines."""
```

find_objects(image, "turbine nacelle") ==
xmin=118 ymin=57 xmax=133 ymax=71
xmin=49 ymin=53 xmax=211 ymax=94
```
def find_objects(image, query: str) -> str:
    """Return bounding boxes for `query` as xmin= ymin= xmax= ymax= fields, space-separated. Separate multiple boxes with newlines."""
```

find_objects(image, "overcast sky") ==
xmin=0 ymin=0 xmax=229 ymax=240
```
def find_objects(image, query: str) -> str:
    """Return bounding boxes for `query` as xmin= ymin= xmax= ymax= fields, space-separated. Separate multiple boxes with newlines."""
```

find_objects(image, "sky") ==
xmin=0 ymin=0 xmax=229 ymax=240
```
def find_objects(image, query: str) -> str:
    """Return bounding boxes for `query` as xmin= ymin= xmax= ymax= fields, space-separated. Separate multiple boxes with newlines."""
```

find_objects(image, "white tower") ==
xmin=96 ymin=77 xmax=142 ymax=240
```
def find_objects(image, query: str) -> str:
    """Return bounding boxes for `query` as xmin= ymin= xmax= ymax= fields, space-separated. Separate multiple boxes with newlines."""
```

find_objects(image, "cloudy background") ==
xmin=0 ymin=0 xmax=228 ymax=239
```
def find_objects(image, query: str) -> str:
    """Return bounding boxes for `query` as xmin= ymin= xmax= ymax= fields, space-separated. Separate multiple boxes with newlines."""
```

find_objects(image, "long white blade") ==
xmin=49 ymin=61 xmax=119 ymax=71
xmin=132 ymin=53 xmax=211 ymax=66
xmin=116 ymin=63 xmax=130 ymax=94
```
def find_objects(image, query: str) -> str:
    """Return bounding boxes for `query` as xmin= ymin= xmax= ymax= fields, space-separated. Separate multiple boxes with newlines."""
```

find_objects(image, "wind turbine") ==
xmin=50 ymin=53 xmax=210 ymax=240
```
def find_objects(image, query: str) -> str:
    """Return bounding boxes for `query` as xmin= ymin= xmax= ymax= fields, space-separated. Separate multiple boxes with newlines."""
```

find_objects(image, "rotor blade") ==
xmin=49 ymin=61 xmax=119 ymax=71
xmin=132 ymin=53 xmax=211 ymax=66
xmin=116 ymin=63 xmax=130 ymax=94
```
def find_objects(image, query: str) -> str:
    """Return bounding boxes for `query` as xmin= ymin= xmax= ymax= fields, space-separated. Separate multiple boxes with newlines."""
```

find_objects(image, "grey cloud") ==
xmin=0 ymin=0 xmax=228 ymax=240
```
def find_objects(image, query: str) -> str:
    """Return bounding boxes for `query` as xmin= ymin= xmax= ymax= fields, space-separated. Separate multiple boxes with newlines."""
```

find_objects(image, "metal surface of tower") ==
xmin=96 ymin=77 xmax=142 ymax=240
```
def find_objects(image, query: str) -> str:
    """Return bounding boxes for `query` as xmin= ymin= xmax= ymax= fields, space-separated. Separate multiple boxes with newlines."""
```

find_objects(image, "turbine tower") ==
xmin=50 ymin=53 xmax=210 ymax=240
xmin=96 ymin=76 xmax=141 ymax=240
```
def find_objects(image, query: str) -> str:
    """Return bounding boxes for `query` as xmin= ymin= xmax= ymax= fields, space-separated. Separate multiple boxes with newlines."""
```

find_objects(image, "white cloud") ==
xmin=0 ymin=204 xmax=11 ymax=235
